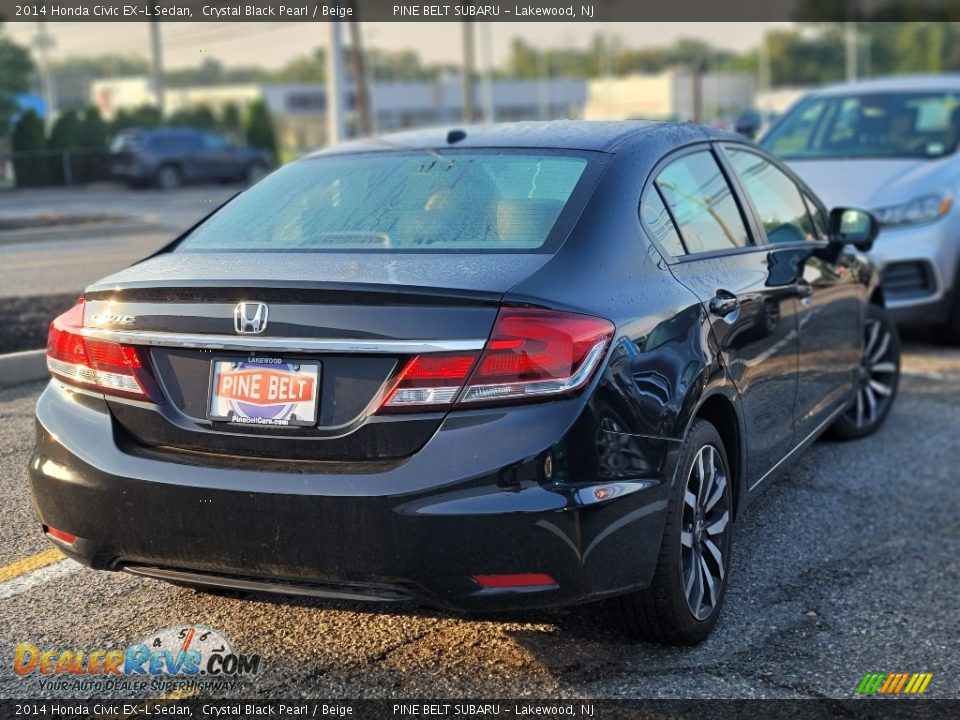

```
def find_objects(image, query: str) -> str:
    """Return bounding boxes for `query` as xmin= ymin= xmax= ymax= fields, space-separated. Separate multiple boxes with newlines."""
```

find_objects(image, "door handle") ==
xmin=709 ymin=290 xmax=740 ymax=318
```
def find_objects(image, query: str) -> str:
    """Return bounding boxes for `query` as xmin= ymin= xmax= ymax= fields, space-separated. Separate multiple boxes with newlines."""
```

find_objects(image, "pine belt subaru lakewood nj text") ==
xmin=29 ymin=122 xmax=901 ymax=644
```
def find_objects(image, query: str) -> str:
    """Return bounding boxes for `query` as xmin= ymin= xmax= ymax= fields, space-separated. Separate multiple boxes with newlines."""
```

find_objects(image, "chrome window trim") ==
xmin=78 ymin=328 xmax=486 ymax=354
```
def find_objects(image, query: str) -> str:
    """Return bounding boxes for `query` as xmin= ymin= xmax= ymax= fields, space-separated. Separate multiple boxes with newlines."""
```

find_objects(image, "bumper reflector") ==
xmin=472 ymin=573 xmax=557 ymax=589
xmin=44 ymin=526 xmax=76 ymax=545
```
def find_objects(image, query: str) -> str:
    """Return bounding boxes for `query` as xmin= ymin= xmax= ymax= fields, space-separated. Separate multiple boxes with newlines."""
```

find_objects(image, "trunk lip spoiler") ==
xmin=77 ymin=327 xmax=485 ymax=355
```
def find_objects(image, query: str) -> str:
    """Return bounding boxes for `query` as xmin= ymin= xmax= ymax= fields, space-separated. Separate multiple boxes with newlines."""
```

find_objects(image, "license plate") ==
xmin=207 ymin=358 xmax=320 ymax=427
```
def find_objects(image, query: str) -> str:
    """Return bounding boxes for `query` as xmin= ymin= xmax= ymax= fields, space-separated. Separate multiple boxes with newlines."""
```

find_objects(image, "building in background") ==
xmin=91 ymin=77 xmax=261 ymax=120
xmin=584 ymin=70 xmax=756 ymax=122
xmin=90 ymin=75 xmax=587 ymax=155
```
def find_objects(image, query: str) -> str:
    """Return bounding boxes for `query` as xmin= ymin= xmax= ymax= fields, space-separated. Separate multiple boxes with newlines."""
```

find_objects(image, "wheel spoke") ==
xmin=690 ymin=552 xmax=705 ymax=614
xmin=681 ymin=531 xmax=694 ymax=548
xmin=684 ymin=490 xmax=697 ymax=511
xmin=684 ymin=556 xmax=697 ymax=597
xmin=696 ymin=450 xmax=707 ymax=504
xmin=705 ymin=474 xmax=726 ymax=513
xmin=871 ymin=361 xmax=897 ymax=374
xmin=870 ymin=331 xmax=891 ymax=364
xmin=706 ymin=511 xmax=729 ymax=536
xmin=864 ymin=320 xmax=880 ymax=358
xmin=864 ymin=385 xmax=878 ymax=422
xmin=868 ymin=378 xmax=892 ymax=397
xmin=699 ymin=553 xmax=717 ymax=606
xmin=704 ymin=539 xmax=725 ymax=580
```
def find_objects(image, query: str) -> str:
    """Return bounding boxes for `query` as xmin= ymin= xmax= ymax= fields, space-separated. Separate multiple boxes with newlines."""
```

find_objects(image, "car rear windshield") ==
xmin=176 ymin=150 xmax=592 ymax=253
xmin=762 ymin=91 xmax=960 ymax=160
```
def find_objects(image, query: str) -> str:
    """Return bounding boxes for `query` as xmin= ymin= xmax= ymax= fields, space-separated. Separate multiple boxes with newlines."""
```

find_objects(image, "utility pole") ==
xmin=326 ymin=19 xmax=346 ymax=145
xmin=33 ymin=22 xmax=57 ymax=130
xmin=537 ymin=47 xmax=550 ymax=120
xmin=758 ymin=24 xmax=771 ymax=114
xmin=480 ymin=22 xmax=495 ymax=123
xmin=149 ymin=21 xmax=165 ymax=117
xmin=845 ymin=21 xmax=858 ymax=83
xmin=347 ymin=14 xmax=372 ymax=136
xmin=461 ymin=22 xmax=476 ymax=123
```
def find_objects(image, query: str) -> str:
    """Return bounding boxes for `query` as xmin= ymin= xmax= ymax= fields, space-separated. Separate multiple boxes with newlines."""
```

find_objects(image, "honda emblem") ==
xmin=234 ymin=302 xmax=269 ymax=334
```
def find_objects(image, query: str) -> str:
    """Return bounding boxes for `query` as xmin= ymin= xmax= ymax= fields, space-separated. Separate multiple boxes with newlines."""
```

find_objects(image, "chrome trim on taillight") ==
xmin=77 ymin=328 xmax=486 ymax=355
xmin=460 ymin=340 xmax=609 ymax=403
xmin=384 ymin=386 xmax=461 ymax=408
xmin=46 ymin=357 xmax=98 ymax=386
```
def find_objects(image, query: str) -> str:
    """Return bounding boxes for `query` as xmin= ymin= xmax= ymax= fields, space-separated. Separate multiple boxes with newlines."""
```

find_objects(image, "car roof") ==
xmin=307 ymin=120 xmax=734 ymax=156
xmin=809 ymin=73 xmax=960 ymax=97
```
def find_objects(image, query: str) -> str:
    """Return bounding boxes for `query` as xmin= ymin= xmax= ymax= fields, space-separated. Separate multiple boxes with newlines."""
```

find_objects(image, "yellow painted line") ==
xmin=917 ymin=673 xmax=933 ymax=694
xmin=0 ymin=548 xmax=63 ymax=582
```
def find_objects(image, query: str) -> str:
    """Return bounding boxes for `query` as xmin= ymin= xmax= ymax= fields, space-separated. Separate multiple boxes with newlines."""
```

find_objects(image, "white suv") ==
xmin=762 ymin=75 xmax=960 ymax=342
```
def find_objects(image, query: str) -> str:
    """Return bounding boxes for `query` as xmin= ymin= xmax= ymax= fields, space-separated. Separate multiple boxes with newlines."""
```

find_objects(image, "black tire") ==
xmin=616 ymin=418 xmax=733 ymax=645
xmin=155 ymin=164 xmax=182 ymax=190
xmin=830 ymin=304 xmax=900 ymax=440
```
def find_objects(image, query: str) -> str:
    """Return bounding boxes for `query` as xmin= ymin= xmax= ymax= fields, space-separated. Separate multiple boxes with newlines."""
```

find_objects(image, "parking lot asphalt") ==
xmin=0 ymin=342 xmax=957 ymax=700
xmin=0 ymin=185 xmax=237 ymax=299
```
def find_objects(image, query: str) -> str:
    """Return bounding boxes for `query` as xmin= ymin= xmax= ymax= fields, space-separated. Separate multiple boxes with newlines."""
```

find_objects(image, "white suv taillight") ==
xmin=46 ymin=299 xmax=156 ymax=401
xmin=380 ymin=308 xmax=614 ymax=412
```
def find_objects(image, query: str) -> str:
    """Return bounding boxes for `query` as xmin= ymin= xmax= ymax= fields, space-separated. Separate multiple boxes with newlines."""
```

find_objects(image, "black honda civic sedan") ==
xmin=30 ymin=121 xmax=900 ymax=644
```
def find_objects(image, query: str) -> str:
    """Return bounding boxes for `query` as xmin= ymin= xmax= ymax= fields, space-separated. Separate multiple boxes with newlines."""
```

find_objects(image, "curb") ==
xmin=0 ymin=220 xmax=160 ymax=246
xmin=0 ymin=349 xmax=47 ymax=388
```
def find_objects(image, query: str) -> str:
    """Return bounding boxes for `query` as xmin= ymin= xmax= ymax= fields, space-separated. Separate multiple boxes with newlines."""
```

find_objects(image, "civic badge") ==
xmin=234 ymin=302 xmax=269 ymax=334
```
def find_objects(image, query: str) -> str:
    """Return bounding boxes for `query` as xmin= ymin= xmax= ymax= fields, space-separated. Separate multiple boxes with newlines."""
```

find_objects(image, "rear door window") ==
xmin=726 ymin=147 xmax=818 ymax=245
xmin=641 ymin=188 xmax=686 ymax=257
xmin=654 ymin=150 xmax=751 ymax=254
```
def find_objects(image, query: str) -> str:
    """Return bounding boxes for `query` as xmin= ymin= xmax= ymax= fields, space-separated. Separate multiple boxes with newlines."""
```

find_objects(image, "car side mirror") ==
xmin=828 ymin=207 xmax=879 ymax=252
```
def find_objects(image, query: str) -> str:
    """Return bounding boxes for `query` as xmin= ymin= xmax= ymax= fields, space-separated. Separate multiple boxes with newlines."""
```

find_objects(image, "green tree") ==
xmin=0 ymin=24 xmax=34 ymax=136
xmin=168 ymin=104 xmax=217 ymax=129
xmin=11 ymin=110 xmax=49 ymax=187
xmin=110 ymin=104 xmax=162 ymax=133
xmin=48 ymin=109 xmax=83 ymax=184
xmin=78 ymin=106 xmax=109 ymax=183
xmin=245 ymin=100 xmax=277 ymax=160
xmin=221 ymin=102 xmax=242 ymax=140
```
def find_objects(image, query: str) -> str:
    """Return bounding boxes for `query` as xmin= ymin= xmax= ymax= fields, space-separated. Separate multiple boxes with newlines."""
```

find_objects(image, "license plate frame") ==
xmin=206 ymin=357 xmax=321 ymax=428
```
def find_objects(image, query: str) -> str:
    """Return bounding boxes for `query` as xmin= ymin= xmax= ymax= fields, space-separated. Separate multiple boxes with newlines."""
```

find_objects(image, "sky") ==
xmin=4 ymin=22 xmax=787 ymax=71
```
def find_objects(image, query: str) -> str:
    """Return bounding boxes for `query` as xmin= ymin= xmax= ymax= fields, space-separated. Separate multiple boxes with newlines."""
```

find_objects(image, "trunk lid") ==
xmin=83 ymin=252 xmax=553 ymax=463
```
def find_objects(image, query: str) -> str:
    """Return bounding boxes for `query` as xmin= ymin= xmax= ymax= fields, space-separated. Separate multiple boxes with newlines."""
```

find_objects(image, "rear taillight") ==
xmin=379 ymin=308 xmax=613 ymax=412
xmin=381 ymin=352 xmax=480 ymax=410
xmin=46 ymin=299 xmax=156 ymax=400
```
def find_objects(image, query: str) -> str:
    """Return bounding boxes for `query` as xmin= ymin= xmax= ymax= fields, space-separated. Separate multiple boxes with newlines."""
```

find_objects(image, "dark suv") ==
xmin=110 ymin=127 xmax=272 ymax=189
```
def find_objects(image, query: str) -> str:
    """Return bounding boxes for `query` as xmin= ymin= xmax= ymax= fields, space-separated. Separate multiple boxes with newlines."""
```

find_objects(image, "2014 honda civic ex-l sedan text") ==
xmin=29 ymin=122 xmax=901 ymax=644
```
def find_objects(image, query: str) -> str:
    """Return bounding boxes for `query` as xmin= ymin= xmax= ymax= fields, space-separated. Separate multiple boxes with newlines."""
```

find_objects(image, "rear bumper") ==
xmin=28 ymin=382 xmax=676 ymax=611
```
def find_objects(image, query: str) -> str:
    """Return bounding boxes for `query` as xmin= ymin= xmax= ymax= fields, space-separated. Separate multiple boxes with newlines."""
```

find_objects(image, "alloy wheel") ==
xmin=680 ymin=444 xmax=730 ymax=621
xmin=157 ymin=166 xmax=181 ymax=190
xmin=850 ymin=318 xmax=897 ymax=429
